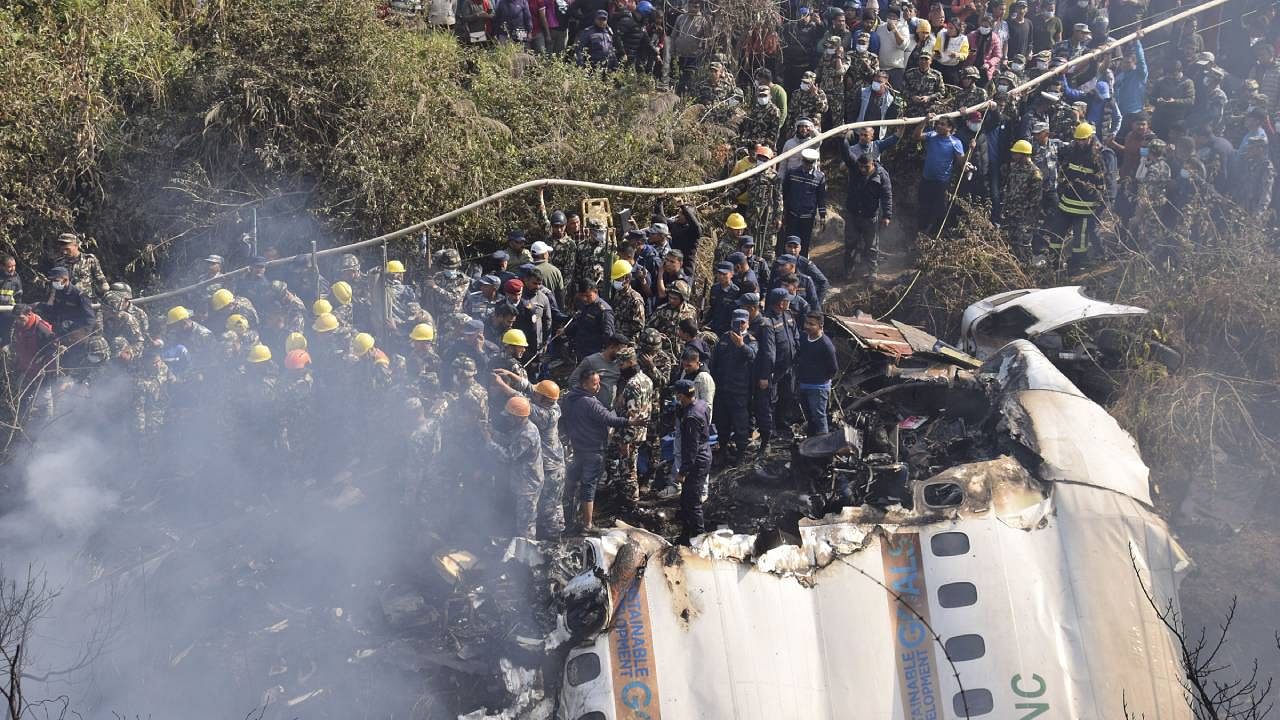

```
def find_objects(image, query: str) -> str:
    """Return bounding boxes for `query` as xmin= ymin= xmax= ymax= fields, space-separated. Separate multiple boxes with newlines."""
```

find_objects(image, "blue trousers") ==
xmin=797 ymin=385 xmax=830 ymax=436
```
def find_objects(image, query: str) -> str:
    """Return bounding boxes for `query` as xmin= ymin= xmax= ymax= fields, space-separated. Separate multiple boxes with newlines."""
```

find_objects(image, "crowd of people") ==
xmin=3 ymin=0 xmax=1278 ymax=547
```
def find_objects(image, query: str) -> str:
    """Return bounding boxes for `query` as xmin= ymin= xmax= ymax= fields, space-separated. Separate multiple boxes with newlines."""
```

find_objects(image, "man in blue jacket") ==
xmin=561 ymin=368 xmax=644 ymax=530
xmin=780 ymin=149 xmax=827 ymax=257
xmin=756 ymin=288 xmax=798 ymax=454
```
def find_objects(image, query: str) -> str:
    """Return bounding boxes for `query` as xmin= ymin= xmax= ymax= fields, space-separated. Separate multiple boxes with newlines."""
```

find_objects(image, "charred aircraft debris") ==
xmin=68 ymin=290 xmax=1188 ymax=720
xmin=451 ymin=298 xmax=1191 ymax=720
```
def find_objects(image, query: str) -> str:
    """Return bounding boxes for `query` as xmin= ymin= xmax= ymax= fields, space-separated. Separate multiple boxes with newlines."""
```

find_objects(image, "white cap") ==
xmin=801 ymin=148 xmax=821 ymax=161
xmin=530 ymin=240 xmax=552 ymax=256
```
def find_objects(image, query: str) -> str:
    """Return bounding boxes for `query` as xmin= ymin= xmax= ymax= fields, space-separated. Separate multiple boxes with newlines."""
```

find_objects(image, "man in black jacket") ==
xmin=673 ymin=378 xmax=712 ymax=543
xmin=842 ymin=154 xmax=893 ymax=276
xmin=709 ymin=309 xmax=757 ymax=461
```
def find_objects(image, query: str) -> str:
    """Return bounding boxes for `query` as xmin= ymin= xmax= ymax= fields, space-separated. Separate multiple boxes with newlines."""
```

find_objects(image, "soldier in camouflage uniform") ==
xmin=816 ymin=37 xmax=850 ymax=128
xmin=705 ymin=87 xmax=746 ymax=129
xmin=494 ymin=371 xmax=566 ymax=539
xmin=954 ymin=66 xmax=988 ymax=111
xmin=277 ymin=349 xmax=314 ymax=460
xmin=571 ymin=218 xmax=613 ymax=292
xmin=903 ymin=54 xmax=947 ymax=117
xmin=208 ymin=289 xmax=260 ymax=331
xmin=790 ymin=71 xmax=829 ymax=134
xmin=843 ymin=36 xmax=881 ymax=117
xmin=637 ymin=327 xmax=676 ymax=387
xmin=648 ymin=280 xmax=699 ymax=347
xmin=132 ymin=347 xmax=175 ymax=458
xmin=743 ymin=156 xmax=784 ymax=259
xmin=421 ymin=248 xmax=470 ymax=323
xmin=1004 ymin=140 xmax=1044 ymax=255
xmin=110 ymin=282 xmax=149 ymax=336
xmin=401 ymin=395 xmax=449 ymax=531
xmin=444 ymin=355 xmax=492 ymax=485
xmin=259 ymin=281 xmax=307 ymax=350
xmin=738 ymin=86 xmax=783 ymax=150
xmin=608 ymin=348 xmax=653 ymax=502
xmin=102 ymin=290 xmax=148 ymax=359
xmin=610 ymin=259 xmax=646 ymax=338
xmin=698 ymin=61 xmax=738 ymax=106
xmin=486 ymin=395 xmax=544 ymax=539
xmin=51 ymin=233 xmax=109 ymax=298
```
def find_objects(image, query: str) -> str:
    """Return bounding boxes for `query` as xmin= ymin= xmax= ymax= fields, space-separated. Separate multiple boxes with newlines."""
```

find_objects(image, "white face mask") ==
xmin=800 ymin=81 xmax=811 ymax=90
xmin=1179 ymin=169 xmax=1190 ymax=179
xmin=979 ymin=26 xmax=991 ymax=34
xmin=53 ymin=280 xmax=68 ymax=291
xmin=997 ymin=83 xmax=1012 ymax=92
xmin=756 ymin=96 xmax=770 ymax=106
xmin=1009 ymin=63 xmax=1024 ymax=72
xmin=612 ymin=280 xmax=625 ymax=290
xmin=870 ymin=81 xmax=883 ymax=91
xmin=825 ymin=48 xmax=836 ymax=55
xmin=967 ymin=121 xmax=983 ymax=132
xmin=856 ymin=43 xmax=870 ymax=52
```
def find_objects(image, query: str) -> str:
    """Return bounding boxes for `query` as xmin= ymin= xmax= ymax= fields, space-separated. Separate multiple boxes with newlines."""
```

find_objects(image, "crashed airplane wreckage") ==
xmin=464 ymin=313 xmax=1193 ymax=720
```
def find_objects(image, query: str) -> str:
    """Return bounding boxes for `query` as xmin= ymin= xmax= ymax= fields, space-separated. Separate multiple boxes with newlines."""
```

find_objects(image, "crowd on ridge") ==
xmin=2 ymin=0 xmax=1278 ymax=545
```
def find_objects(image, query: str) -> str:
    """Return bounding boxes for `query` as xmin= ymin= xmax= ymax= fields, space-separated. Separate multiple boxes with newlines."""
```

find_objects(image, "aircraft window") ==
xmin=930 ymin=532 xmax=970 ymax=557
xmin=577 ymin=713 xmax=607 ymax=720
xmin=944 ymin=634 xmax=986 ymax=661
xmin=923 ymin=482 xmax=964 ymax=507
xmin=937 ymin=582 xmax=978 ymax=608
xmin=953 ymin=689 xmax=994 ymax=716
xmin=566 ymin=652 xmax=601 ymax=686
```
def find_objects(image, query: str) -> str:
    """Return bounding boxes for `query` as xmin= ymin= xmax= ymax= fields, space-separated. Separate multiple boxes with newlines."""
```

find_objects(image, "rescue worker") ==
xmin=673 ymin=377 xmax=713 ymax=544
xmin=1004 ymin=139 xmax=1044 ymax=256
xmin=492 ymin=371 xmax=566 ymax=540
xmin=609 ymin=346 xmax=653 ymax=504
xmin=780 ymin=148 xmax=827 ymax=257
xmin=709 ymin=308 xmax=757 ymax=460
xmin=707 ymin=261 xmax=741 ymax=334
xmin=485 ymin=396 xmax=544 ymax=539
xmin=422 ymin=248 xmax=470 ymax=321
xmin=610 ymin=259 xmax=646 ymax=338
xmin=756 ymin=287 xmax=798 ymax=453
xmin=648 ymin=279 xmax=697 ymax=346
xmin=208 ymin=288 xmax=260 ymax=330
xmin=1053 ymin=122 xmax=1107 ymax=270
xmin=49 ymin=233 xmax=109 ymax=298
xmin=780 ymin=236 xmax=829 ymax=303
xmin=738 ymin=86 xmax=783 ymax=150
xmin=563 ymin=281 xmax=614 ymax=362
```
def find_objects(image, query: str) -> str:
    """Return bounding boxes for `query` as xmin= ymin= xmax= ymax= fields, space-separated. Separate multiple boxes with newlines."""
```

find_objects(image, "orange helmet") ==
xmin=754 ymin=144 xmax=774 ymax=159
xmin=284 ymin=349 xmax=312 ymax=370
xmin=533 ymin=380 xmax=561 ymax=401
xmin=505 ymin=396 xmax=532 ymax=417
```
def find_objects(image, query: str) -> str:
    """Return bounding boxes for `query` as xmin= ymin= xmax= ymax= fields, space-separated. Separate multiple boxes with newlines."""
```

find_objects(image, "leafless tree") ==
xmin=1131 ymin=554 xmax=1276 ymax=720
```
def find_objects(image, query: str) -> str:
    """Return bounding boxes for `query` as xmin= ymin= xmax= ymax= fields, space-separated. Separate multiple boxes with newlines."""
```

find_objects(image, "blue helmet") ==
xmin=637 ymin=0 xmax=654 ymax=14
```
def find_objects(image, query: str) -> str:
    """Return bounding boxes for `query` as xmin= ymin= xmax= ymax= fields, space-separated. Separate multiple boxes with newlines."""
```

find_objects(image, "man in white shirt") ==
xmin=876 ymin=5 xmax=912 ymax=90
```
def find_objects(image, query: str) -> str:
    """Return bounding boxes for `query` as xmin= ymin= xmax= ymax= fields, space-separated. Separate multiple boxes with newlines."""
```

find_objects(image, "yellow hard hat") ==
xmin=312 ymin=298 xmax=332 ymax=316
xmin=352 ymin=332 xmax=376 ymax=356
xmin=331 ymin=280 xmax=353 ymax=305
xmin=410 ymin=323 xmax=436 ymax=341
xmin=505 ymin=396 xmax=532 ymax=417
xmin=247 ymin=344 xmax=272 ymax=363
xmin=611 ymin=259 xmax=633 ymax=281
xmin=1074 ymin=122 xmax=1096 ymax=140
xmin=533 ymin=380 xmax=561 ymax=401
xmin=313 ymin=312 xmax=339 ymax=333
xmin=210 ymin=288 xmax=235 ymax=311
xmin=166 ymin=306 xmax=191 ymax=325
xmin=386 ymin=260 xmax=406 ymax=274
xmin=726 ymin=212 xmax=748 ymax=230
xmin=286 ymin=332 xmax=308 ymax=351
xmin=226 ymin=313 xmax=249 ymax=332
xmin=1011 ymin=139 xmax=1033 ymax=155
xmin=502 ymin=328 xmax=529 ymax=347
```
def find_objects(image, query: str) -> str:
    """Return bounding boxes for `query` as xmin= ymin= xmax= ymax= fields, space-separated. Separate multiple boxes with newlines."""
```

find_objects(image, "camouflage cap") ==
xmin=340 ymin=253 xmax=361 ymax=270
xmin=615 ymin=345 xmax=637 ymax=361
xmin=639 ymin=327 xmax=664 ymax=348
xmin=438 ymin=248 xmax=461 ymax=269
xmin=452 ymin=355 xmax=478 ymax=374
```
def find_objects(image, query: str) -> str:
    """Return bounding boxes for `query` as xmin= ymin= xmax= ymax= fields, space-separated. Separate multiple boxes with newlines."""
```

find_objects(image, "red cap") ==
xmin=284 ymin=349 xmax=312 ymax=369
xmin=502 ymin=278 xmax=524 ymax=295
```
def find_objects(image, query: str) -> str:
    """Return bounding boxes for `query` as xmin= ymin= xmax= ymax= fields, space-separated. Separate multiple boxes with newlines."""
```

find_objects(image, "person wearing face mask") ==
xmin=967 ymin=15 xmax=1002 ymax=85
xmin=933 ymin=18 xmax=969 ymax=86
xmin=1051 ymin=122 xmax=1106 ymax=271
xmin=47 ymin=232 xmax=109 ymax=299
xmin=1004 ymin=140 xmax=1044 ymax=258
xmin=875 ymin=5 xmax=910 ymax=89
xmin=780 ymin=117 xmax=821 ymax=182
xmin=789 ymin=74 xmax=829 ymax=137
xmin=844 ymin=32 xmax=881 ymax=115
xmin=1030 ymin=1 xmax=1061 ymax=55
xmin=39 ymin=266 xmax=98 ymax=368
xmin=851 ymin=70 xmax=901 ymax=136
xmin=816 ymin=35 xmax=850 ymax=128
xmin=738 ymin=86 xmax=784 ymax=149
xmin=905 ymin=18 xmax=933 ymax=69
xmin=609 ymin=259 xmax=647 ymax=338
xmin=1006 ymin=1 xmax=1031 ymax=61
xmin=1001 ymin=55 xmax=1026 ymax=84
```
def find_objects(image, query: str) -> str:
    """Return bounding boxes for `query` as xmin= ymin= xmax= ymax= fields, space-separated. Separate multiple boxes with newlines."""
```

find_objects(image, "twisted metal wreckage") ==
xmin=459 ymin=310 xmax=1191 ymax=720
